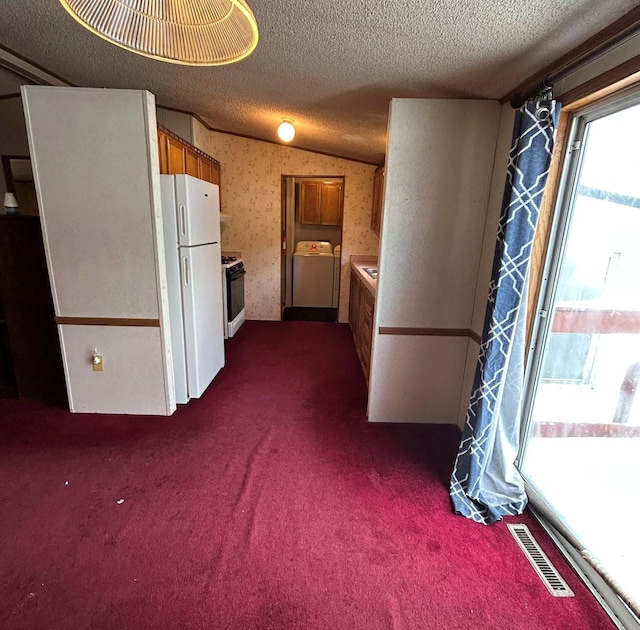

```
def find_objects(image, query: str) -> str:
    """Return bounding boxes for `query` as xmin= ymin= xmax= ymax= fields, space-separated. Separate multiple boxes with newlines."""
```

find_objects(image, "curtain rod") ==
xmin=510 ymin=20 xmax=640 ymax=108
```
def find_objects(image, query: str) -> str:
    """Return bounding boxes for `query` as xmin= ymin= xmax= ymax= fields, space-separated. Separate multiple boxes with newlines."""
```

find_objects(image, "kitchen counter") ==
xmin=350 ymin=256 xmax=378 ymax=296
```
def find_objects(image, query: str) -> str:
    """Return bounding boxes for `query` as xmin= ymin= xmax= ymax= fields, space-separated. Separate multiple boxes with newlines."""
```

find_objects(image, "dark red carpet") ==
xmin=0 ymin=321 xmax=614 ymax=629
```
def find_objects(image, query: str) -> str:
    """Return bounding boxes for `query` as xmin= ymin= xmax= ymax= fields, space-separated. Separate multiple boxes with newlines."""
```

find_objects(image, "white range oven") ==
xmin=221 ymin=256 xmax=246 ymax=338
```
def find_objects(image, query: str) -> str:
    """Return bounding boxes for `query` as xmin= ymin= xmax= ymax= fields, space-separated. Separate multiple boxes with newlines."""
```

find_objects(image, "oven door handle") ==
xmin=227 ymin=268 xmax=246 ymax=280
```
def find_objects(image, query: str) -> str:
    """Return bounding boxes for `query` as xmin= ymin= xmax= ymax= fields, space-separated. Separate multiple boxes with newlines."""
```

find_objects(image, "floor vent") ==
xmin=508 ymin=524 xmax=575 ymax=597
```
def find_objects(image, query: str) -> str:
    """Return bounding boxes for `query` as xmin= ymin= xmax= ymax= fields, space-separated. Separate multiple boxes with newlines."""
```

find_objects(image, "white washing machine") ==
xmin=332 ymin=244 xmax=341 ymax=308
xmin=293 ymin=240 xmax=335 ymax=307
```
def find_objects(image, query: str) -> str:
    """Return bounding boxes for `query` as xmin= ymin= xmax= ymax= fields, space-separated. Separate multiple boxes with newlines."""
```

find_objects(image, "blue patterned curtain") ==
xmin=450 ymin=99 xmax=560 ymax=525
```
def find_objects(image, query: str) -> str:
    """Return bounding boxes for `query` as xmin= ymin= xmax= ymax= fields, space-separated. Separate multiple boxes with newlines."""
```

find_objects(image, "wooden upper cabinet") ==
xmin=157 ymin=125 xmax=221 ymax=188
xmin=199 ymin=155 xmax=221 ymax=185
xmin=299 ymin=181 xmax=323 ymax=224
xmin=209 ymin=161 xmax=221 ymax=186
xmin=157 ymin=128 xmax=169 ymax=174
xmin=298 ymin=180 xmax=343 ymax=226
xmin=167 ymin=135 xmax=186 ymax=174
xmin=198 ymin=156 xmax=212 ymax=183
xmin=320 ymin=182 xmax=343 ymax=225
xmin=371 ymin=165 xmax=385 ymax=235
xmin=185 ymin=146 xmax=199 ymax=177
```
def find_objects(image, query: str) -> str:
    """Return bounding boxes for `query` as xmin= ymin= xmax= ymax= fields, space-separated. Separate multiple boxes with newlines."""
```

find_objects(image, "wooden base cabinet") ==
xmin=349 ymin=269 xmax=374 ymax=383
xmin=367 ymin=98 xmax=505 ymax=424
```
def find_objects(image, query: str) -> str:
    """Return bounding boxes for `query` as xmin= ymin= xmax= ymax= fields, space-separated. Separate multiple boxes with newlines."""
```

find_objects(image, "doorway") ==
xmin=281 ymin=176 xmax=344 ymax=322
xmin=519 ymin=92 xmax=640 ymax=614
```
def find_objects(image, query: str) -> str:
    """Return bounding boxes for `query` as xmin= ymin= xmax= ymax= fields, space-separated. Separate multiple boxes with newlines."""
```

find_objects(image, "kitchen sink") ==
xmin=363 ymin=267 xmax=378 ymax=279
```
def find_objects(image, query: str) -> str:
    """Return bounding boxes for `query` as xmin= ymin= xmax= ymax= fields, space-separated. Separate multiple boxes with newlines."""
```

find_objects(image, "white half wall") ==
xmin=22 ymin=86 xmax=175 ymax=416
xmin=59 ymin=325 xmax=172 ymax=415
xmin=369 ymin=98 xmax=502 ymax=424
xmin=368 ymin=335 xmax=469 ymax=424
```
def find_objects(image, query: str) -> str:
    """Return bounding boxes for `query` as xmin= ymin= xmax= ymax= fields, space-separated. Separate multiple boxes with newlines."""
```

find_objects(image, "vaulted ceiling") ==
xmin=0 ymin=1 xmax=637 ymax=164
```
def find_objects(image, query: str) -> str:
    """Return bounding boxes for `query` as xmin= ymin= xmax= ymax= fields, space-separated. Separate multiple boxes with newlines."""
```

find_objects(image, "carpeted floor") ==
xmin=0 ymin=321 xmax=615 ymax=629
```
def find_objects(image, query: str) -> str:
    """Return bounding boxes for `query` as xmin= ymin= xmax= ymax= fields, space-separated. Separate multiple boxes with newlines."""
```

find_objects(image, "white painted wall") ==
xmin=368 ymin=98 xmax=502 ymax=424
xmin=469 ymin=104 xmax=516 ymax=336
xmin=375 ymin=99 xmax=501 ymax=329
xmin=456 ymin=103 xmax=516 ymax=426
xmin=371 ymin=335 xmax=470 ymax=424
xmin=59 ymin=325 xmax=171 ymax=415
xmin=22 ymin=86 xmax=175 ymax=416
xmin=156 ymin=107 xmax=193 ymax=144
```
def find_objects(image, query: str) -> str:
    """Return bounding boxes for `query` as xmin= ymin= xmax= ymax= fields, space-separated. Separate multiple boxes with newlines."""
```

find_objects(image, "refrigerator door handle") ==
xmin=179 ymin=204 xmax=187 ymax=238
xmin=182 ymin=256 xmax=190 ymax=286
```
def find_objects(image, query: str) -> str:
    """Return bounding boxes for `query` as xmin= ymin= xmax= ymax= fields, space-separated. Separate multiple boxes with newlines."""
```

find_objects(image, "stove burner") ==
xmin=221 ymin=256 xmax=238 ymax=264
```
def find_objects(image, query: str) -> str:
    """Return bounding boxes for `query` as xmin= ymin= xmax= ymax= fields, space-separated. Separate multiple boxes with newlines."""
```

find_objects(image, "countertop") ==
xmin=350 ymin=256 xmax=378 ymax=296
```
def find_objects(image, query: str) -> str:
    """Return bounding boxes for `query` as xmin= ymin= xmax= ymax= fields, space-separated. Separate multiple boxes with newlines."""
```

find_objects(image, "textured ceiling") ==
xmin=0 ymin=0 xmax=637 ymax=164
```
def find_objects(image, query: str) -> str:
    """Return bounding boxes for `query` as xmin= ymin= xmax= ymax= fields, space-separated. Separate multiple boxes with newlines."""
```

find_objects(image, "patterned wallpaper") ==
xmin=192 ymin=120 xmax=380 ymax=322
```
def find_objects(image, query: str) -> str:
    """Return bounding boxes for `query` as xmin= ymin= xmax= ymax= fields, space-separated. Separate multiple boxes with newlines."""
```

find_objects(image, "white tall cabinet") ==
xmin=22 ymin=86 xmax=175 ymax=415
xmin=368 ymin=98 xmax=513 ymax=425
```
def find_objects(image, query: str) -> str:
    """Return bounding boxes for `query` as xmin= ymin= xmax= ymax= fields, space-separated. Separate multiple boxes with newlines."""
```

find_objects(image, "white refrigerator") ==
xmin=161 ymin=175 xmax=225 ymax=404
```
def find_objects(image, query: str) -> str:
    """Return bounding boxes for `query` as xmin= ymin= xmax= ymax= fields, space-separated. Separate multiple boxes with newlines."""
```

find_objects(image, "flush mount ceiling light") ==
xmin=277 ymin=119 xmax=295 ymax=142
xmin=59 ymin=0 xmax=259 ymax=66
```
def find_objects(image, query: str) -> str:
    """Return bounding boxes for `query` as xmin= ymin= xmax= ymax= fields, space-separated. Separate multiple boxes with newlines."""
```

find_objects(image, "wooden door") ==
xmin=299 ymin=181 xmax=322 ymax=224
xmin=320 ymin=182 xmax=343 ymax=225
xmin=167 ymin=135 xmax=186 ymax=174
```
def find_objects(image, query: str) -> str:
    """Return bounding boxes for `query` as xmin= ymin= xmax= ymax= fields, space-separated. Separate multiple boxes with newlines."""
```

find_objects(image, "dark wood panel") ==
xmin=0 ymin=216 xmax=67 ymax=404
xmin=55 ymin=317 xmax=160 ymax=327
